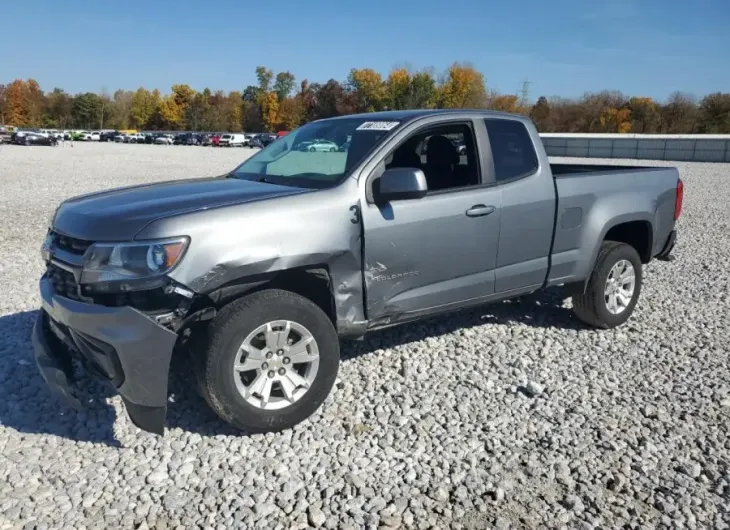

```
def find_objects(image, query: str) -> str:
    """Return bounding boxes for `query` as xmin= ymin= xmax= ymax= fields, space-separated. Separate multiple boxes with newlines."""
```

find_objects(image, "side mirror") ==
xmin=375 ymin=167 xmax=428 ymax=203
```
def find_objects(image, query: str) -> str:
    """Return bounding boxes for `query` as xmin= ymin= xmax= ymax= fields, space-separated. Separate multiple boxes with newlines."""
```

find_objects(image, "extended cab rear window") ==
xmin=484 ymin=118 xmax=539 ymax=182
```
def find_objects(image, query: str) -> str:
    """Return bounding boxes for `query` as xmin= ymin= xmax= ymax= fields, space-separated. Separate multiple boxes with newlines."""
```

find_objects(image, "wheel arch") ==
xmin=566 ymin=215 xmax=653 ymax=296
xmin=603 ymin=220 xmax=654 ymax=264
xmin=205 ymin=265 xmax=337 ymax=327
xmin=592 ymin=214 xmax=653 ymax=268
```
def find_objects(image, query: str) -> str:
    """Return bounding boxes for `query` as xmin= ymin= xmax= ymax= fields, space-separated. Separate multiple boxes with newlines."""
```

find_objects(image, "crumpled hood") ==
xmin=52 ymin=175 xmax=310 ymax=241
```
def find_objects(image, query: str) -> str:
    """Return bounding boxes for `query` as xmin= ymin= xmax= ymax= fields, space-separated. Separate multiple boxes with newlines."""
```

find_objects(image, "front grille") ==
xmin=46 ymin=262 xmax=82 ymax=301
xmin=50 ymin=230 xmax=92 ymax=255
xmin=92 ymin=288 xmax=176 ymax=311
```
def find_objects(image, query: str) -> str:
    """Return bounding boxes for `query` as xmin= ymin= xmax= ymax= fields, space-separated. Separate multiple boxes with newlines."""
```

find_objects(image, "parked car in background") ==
xmin=18 ymin=133 xmax=58 ymax=146
xmin=80 ymin=131 xmax=101 ymax=141
xmin=249 ymin=133 xmax=277 ymax=148
xmin=155 ymin=134 xmax=175 ymax=145
xmin=219 ymin=133 xmax=246 ymax=147
xmin=41 ymin=130 xmax=65 ymax=140
xmin=298 ymin=139 xmax=339 ymax=152
xmin=12 ymin=130 xmax=48 ymax=143
xmin=173 ymin=133 xmax=204 ymax=146
xmin=100 ymin=131 xmax=119 ymax=142
xmin=0 ymin=126 xmax=14 ymax=144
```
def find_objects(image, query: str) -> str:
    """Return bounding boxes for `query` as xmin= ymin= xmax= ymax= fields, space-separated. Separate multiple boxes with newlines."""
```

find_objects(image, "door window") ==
xmin=385 ymin=123 xmax=480 ymax=192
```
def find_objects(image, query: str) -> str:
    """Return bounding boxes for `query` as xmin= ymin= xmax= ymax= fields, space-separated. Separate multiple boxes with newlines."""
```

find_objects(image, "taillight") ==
xmin=674 ymin=178 xmax=683 ymax=220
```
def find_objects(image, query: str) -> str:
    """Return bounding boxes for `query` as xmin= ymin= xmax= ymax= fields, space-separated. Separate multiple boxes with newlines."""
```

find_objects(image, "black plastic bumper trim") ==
xmin=122 ymin=398 xmax=167 ymax=436
xmin=656 ymin=229 xmax=677 ymax=262
xmin=32 ymin=313 xmax=83 ymax=411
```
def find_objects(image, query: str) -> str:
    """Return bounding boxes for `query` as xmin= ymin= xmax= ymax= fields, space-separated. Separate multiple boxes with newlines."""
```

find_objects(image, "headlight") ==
xmin=80 ymin=236 xmax=189 ymax=290
xmin=40 ymin=231 xmax=53 ymax=262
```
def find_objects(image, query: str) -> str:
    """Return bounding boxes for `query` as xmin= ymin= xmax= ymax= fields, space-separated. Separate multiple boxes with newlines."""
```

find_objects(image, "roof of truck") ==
xmin=323 ymin=108 xmax=528 ymax=123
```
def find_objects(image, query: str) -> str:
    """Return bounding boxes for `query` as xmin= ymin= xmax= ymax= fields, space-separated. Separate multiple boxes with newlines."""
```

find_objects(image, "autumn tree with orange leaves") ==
xmin=437 ymin=63 xmax=488 ymax=109
xmin=347 ymin=68 xmax=387 ymax=113
xmin=488 ymin=94 xmax=521 ymax=113
xmin=599 ymin=108 xmax=632 ymax=133
xmin=4 ymin=80 xmax=31 ymax=126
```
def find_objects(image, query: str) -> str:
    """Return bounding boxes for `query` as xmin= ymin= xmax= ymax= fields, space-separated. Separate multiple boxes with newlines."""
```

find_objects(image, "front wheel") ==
xmin=195 ymin=289 xmax=340 ymax=433
xmin=572 ymin=241 xmax=643 ymax=329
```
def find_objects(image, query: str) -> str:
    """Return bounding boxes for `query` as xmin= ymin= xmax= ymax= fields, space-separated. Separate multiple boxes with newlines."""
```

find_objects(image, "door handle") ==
xmin=465 ymin=205 xmax=496 ymax=217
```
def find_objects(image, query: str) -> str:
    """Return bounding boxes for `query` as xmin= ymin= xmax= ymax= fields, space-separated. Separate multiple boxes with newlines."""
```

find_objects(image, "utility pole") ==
xmin=99 ymin=85 xmax=109 ymax=129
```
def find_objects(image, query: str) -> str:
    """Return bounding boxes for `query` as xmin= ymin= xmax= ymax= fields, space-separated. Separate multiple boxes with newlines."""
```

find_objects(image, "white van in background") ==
xmin=219 ymin=133 xmax=246 ymax=147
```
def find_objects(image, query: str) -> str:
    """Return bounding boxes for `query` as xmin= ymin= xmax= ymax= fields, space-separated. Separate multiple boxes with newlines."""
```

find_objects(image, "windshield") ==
xmin=230 ymin=117 xmax=403 ymax=188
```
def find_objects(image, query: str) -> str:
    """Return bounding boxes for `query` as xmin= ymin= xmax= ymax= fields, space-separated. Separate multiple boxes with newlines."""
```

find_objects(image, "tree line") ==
xmin=2 ymin=63 xmax=729 ymax=134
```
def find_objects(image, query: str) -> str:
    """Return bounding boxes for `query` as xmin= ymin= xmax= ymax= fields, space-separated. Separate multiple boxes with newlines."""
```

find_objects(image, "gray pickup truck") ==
xmin=33 ymin=109 xmax=683 ymax=435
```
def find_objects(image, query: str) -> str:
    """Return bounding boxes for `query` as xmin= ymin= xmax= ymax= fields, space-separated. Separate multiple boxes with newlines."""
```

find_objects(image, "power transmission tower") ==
xmin=519 ymin=79 xmax=531 ymax=107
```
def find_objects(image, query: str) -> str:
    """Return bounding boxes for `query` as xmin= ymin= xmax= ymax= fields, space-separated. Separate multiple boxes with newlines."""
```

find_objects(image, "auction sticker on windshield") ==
xmin=356 ymin=121 xmax=400 ymax=131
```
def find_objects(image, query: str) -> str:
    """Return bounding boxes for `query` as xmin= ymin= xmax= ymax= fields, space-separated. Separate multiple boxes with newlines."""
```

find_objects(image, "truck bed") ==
xmin=547 ymin=162 xmax=680 ymax=287
xmin=550 ymin=163 xmax=665 ymax=176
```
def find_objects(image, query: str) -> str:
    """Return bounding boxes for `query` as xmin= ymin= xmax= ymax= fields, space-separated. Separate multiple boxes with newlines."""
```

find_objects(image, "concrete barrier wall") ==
xmin=540 ymin=133 xmax=730 ymax=162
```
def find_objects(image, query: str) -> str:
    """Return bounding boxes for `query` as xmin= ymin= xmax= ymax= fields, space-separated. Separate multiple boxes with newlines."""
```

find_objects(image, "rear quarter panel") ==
xmin=549 ymin=167 xmax=679 ymax=285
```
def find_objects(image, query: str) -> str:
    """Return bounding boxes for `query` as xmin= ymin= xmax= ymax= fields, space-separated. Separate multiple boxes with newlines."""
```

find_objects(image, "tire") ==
xmin=195 ymin=289 xmax=340 ymax=433
xmin=572 ymin=241 xmax=643 ymax=329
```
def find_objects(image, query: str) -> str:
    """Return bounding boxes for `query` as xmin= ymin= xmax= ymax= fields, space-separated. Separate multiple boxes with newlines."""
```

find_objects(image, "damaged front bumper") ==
xmin=32 ymin=276 xmax=178 ymax=435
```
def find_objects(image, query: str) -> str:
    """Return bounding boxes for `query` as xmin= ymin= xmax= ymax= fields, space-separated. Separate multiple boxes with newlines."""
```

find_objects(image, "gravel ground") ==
xmin=1 ymin=142 xmax=729 ymax=529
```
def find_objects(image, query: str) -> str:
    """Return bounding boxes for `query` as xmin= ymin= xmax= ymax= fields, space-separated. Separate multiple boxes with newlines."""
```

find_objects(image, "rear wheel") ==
xmin=195 ymin=289 xmax=339 ymax=433
xmin=572 ymin=241 xmax=643 ymax=329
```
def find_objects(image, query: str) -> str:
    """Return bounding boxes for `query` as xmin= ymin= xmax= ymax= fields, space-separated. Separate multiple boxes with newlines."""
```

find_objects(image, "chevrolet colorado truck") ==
xmin=33 ymin=109 xmax=683 ymax=435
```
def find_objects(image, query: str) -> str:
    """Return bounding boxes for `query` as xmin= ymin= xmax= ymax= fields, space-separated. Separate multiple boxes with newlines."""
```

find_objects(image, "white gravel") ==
xmin=1 ymin=142 xmax=729 ymax=529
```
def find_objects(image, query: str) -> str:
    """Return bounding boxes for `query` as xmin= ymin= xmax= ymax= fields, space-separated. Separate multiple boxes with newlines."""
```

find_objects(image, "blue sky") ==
xmin=3 ymin=0 xmax=728 ymax=101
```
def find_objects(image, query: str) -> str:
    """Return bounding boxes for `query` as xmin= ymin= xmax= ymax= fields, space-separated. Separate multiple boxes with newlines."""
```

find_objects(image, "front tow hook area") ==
xmin=32 ymin=313 xmax=83 ymax=411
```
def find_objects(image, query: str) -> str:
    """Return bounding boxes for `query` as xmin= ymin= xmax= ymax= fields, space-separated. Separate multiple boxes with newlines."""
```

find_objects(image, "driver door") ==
xmin=361 ymin=120 xmax=502 ymax=321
